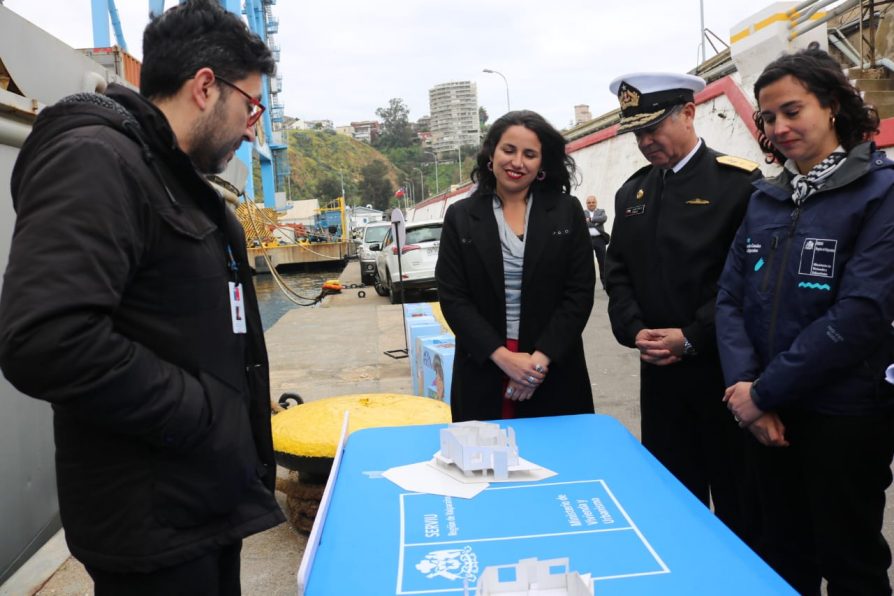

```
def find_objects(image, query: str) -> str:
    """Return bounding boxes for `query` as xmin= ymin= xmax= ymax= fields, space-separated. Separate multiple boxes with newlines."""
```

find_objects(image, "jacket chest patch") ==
xmin=798 ymin=238 xmax=837 ymax=279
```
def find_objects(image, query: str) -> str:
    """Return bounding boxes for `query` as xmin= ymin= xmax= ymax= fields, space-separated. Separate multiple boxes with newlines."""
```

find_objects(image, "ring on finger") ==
xmin=527 ymin=375 xmax=536 ymax=384
xmin=534 ymin=364 xmax=543 ymax=373
xmin=506 ymin=387 xmax=514 ymax=397
xmin=733 ymin=415 xmax=741 ymax=423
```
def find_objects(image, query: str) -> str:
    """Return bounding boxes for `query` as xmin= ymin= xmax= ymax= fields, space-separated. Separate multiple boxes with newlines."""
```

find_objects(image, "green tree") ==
xmin=375 ymin=98 xmax=416 ymax=149
xmin=316 ymin=176 xmax=343 ymax=202
xmin=361 ymin=160 xmax=394 ymax=211
xmin=479 ymin=106 xmax=490 ymax=139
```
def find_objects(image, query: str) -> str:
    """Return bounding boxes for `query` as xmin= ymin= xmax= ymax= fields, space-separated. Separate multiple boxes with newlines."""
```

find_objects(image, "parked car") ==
xmin=372 ymin=219 xmax=443 ymax=304
xmin=355 ymin=221 xmax=391 ymax=285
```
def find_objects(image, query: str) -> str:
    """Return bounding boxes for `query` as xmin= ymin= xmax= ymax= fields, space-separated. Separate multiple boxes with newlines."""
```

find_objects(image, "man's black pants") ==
xmin=639 ymin=358 xmax=759 ymax=549
xmin=85 ymin=541 xmax=242 ymax=596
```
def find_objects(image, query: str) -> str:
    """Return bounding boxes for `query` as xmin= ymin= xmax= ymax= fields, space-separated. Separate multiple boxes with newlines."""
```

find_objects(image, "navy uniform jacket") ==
xmin=606 ymin=142 xmax=760 ymax=356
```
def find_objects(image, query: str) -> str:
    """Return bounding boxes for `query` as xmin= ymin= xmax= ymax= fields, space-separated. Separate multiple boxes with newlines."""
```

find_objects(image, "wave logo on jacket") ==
xmin=798 ymin=238 xmax=837 ymax=279
xmin=798 ymin=282 xmax=832 ymax=291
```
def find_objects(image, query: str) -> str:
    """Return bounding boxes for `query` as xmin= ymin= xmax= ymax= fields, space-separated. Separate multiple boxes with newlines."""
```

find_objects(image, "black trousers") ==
xmin=590 ymin=236 xmax=606 ymax=287
xmin=85 ymin=541 xmax=242 ymax=596
xmin=640 ymin=358 xmax=759 ymax=549
xmin=753 ymin=409 xmax=894 ymax=596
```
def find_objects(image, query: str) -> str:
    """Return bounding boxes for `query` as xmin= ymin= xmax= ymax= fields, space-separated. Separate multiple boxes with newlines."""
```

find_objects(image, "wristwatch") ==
xmin=682 ymin=337 xmax=697 ymax=357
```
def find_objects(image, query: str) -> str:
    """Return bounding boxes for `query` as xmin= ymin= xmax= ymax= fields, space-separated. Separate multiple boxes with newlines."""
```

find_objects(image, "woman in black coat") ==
xmin=436 ymin=110 xmax=596 ymax=421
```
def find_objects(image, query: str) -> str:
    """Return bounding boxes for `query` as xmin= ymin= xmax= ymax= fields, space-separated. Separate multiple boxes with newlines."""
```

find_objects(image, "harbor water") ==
xmin=253 ymin=266 xmax=345 ymax=331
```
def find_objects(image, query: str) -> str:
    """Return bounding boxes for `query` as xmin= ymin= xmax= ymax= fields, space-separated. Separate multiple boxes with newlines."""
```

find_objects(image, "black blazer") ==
xmin=436 ymin=188 xmax=596 ymax=421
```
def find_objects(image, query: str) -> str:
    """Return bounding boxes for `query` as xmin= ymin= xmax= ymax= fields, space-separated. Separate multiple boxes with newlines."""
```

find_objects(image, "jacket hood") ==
xmin=754 ymin=141 xmax=893 ymax=202
xmin=11 ymin=85 xmax=178 ymax=208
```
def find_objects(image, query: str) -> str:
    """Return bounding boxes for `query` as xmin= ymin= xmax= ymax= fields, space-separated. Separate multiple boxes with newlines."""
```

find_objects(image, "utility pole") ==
xmin=457 ymin=146 xmax=463 ymax=184
xmin=425 ymin=152 xmax=440 ymax=195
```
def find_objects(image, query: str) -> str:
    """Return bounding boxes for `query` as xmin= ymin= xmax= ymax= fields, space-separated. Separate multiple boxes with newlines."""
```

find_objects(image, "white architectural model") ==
xmin=437 ymin=421 xmax=519 ymax=480
xmin=474 ymin=557 xmax=595 ymax=596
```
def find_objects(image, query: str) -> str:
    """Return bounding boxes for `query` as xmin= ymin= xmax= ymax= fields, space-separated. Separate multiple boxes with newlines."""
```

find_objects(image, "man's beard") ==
xmin=188 ymin=101 xmax=240 ymax=174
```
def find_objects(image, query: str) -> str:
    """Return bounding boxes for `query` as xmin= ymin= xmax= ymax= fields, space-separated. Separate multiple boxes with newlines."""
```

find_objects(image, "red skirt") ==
xmin=501 ymin=338 xmax=519 ymax=419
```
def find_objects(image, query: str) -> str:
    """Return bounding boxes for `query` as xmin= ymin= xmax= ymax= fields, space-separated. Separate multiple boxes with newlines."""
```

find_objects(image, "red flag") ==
xmin=394 ymin=187 xmax=405 ymax=198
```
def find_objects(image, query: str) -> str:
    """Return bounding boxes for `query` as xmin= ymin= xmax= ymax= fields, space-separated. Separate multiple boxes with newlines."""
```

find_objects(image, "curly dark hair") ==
xmin=141 ymin=0 xmax=275 ymax=99
xmin=470 ymin=110 xmax=577 ymax=197
xmin=753 ymin=43 xmax=879 ymax=164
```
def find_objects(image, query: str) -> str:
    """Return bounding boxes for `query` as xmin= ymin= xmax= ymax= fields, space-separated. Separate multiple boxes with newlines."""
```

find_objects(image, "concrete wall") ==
xmin=0 ymin=142 xmax=60 ymax=586
xmin=409 ymin=186 xmax=472 ymax=221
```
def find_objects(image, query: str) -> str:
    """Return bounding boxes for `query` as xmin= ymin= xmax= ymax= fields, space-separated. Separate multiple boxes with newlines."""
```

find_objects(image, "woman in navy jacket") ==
xmin=436 ymin=111 xmax=595 ymax=421
xmin=717 ymin=46 xmax=894 ymax=594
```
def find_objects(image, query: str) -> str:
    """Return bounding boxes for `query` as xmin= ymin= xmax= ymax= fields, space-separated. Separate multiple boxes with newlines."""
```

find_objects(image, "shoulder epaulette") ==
xmin=716 ymin=155 xmax=759 ymax=173
xmin=622 ymin=163 xmax=652 ymax=184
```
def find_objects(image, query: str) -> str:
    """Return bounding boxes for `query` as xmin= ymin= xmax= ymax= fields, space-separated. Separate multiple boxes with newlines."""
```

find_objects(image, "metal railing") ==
xmin=788 ymin=0 xmax=861 ymax=40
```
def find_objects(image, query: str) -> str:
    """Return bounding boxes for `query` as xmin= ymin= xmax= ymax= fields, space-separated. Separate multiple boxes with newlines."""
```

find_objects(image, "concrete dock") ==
xmin=7 ymin=258 xmax=893 ymax=594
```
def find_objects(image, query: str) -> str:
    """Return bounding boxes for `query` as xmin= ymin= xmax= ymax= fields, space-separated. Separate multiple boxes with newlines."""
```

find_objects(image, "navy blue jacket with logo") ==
xmin=717 ymin=142 xmax=894 ymax=415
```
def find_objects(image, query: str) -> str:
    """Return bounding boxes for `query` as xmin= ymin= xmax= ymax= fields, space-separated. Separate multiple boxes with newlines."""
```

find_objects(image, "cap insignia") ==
xmin=618 ymin=82 xmax=641 ymax=111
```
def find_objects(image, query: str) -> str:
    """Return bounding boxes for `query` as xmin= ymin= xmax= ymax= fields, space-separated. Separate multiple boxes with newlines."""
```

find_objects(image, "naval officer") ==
xmin=604 ymin=72 xmax=761 ymax=546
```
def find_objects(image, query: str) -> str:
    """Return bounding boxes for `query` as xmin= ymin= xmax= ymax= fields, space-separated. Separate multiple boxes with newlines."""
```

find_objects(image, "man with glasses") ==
xmin=0 ymin=1 xmax=280 ymax=593
xmin=604 ymin=73 xmax=762 ymax=550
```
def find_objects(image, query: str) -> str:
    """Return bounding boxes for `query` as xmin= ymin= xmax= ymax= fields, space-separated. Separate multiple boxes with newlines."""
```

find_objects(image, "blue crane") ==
xmin=93 ymin=0 xmax=287 ymax=210
xmin=91 ymin=0 xmax=129 ymax=51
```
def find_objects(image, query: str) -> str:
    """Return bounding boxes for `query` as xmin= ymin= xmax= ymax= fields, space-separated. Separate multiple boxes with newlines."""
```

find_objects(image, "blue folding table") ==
xmin=303 ymin=414 xmax=794 ymax=595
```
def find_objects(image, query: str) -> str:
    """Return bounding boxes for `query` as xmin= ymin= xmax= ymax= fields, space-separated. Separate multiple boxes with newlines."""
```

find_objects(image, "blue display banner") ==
xmin=399 ymin=480 xmax=667 ymax=593
xmin=305 ymin=415 xmax=796 ymax=596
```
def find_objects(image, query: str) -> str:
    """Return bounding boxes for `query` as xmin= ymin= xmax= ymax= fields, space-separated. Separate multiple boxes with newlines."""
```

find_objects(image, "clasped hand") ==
xmin=722 ymin=381 xmax=789 ymax=447
xmin=635 ymin=328 xmax=684 ymax=366
xmin=491 ymin=347 xmax=550 ymax=401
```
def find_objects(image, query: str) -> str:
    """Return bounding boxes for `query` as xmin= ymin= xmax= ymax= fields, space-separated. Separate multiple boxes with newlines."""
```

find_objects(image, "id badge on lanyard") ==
xmin=226 ymin=246 xmax=247 ymax=334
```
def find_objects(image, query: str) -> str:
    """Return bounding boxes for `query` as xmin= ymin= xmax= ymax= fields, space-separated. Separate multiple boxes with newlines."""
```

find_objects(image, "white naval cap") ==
xmin=608 ymin=72 xmax=706 ymax=133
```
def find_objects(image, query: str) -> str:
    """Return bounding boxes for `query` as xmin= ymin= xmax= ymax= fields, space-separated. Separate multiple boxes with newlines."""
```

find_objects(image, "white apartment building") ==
xmin=429 ymin=81 xmax=480 ymax=155
xmin=574 ymin=104 xmax=593 ymax=126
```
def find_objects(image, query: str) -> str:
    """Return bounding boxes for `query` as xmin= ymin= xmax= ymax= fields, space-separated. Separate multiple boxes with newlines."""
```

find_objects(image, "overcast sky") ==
xmin=7 ymin=1 xmax=779 ymax=128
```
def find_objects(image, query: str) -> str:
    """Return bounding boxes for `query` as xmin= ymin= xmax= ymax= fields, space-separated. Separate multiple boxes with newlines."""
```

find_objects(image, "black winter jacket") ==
xmin=0 ymin=84 xmax=284 ymax=572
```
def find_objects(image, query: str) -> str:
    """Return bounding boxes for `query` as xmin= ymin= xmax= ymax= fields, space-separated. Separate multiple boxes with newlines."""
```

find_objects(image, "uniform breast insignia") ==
xmin=686 ymin=198 xmax=710 ymax=205
xmin=625 ymin=204 xmax=646 ymax=217
xmin=636 ymin=189 xmax=644 ymax=200
xmin=716 ymin=155 xmax=759 ymax=172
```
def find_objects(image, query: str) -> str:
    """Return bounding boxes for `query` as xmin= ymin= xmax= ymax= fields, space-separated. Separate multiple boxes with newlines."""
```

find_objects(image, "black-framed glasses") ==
xmin=217 ymin=76 xmax=265 ymax=127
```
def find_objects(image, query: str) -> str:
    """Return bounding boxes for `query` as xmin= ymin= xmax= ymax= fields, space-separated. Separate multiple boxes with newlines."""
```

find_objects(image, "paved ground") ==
xmin=14 ymin=258 xmax=894 ymax=594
